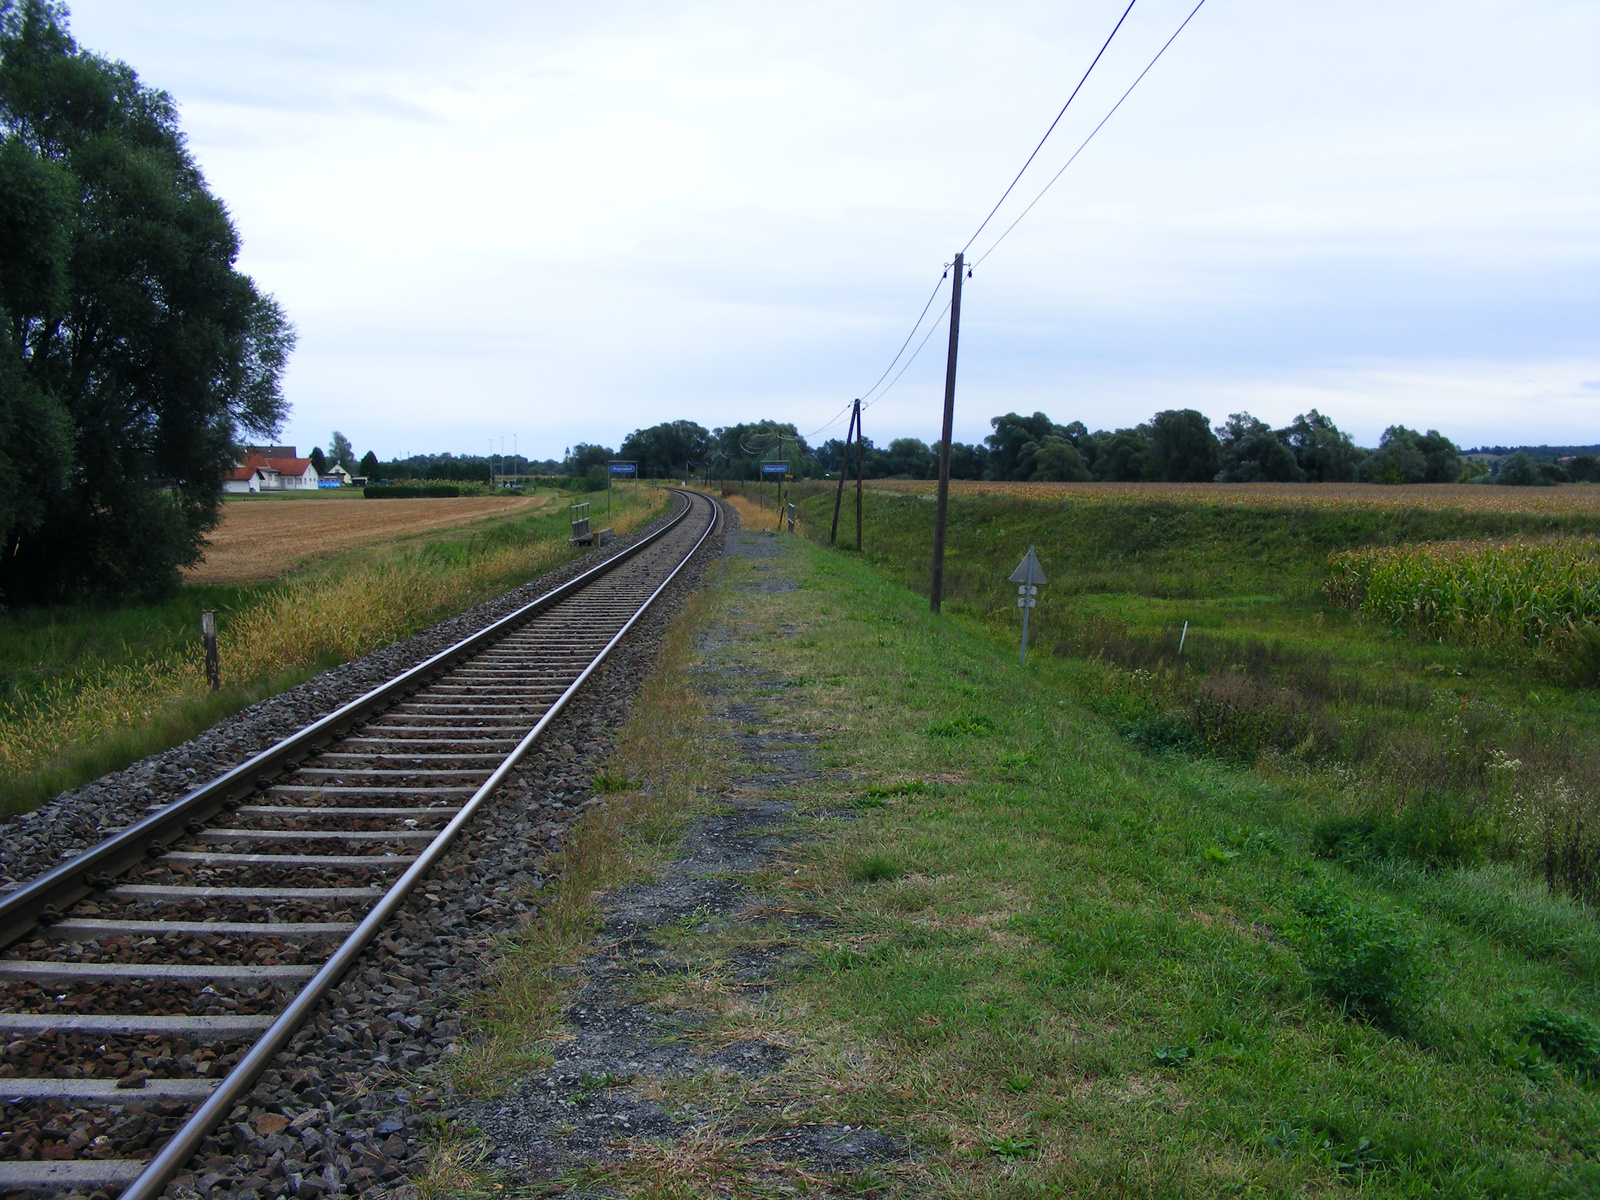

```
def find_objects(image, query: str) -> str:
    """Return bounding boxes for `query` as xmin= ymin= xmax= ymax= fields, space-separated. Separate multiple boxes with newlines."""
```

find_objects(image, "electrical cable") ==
xmin=961 ymin=0 xmax=1138 ymax=255
xmin=859 ymin=269 xmax=950 ymax=404
xmin=865 ymin=298 xmax=952 ymax=409
xmin=974 ymin=0 xmax=1207 ymax=268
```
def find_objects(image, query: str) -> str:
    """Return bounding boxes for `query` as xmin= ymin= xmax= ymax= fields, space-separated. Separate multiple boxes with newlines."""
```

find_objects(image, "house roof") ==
xmin=224 ymin=465 xmax=264 ymax=482
xmin=248 ymin=453 xmax=314 ymax=476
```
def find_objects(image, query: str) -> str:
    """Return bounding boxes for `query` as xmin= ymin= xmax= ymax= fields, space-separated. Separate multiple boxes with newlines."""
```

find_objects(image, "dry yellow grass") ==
xmin=864 ymin=479 xmax=1600 ymax=512
xmin=186 ymin=493 xmax=560 ymax=584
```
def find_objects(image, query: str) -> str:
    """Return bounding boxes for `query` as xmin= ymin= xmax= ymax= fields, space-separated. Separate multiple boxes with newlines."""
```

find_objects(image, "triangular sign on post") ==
xmin=1009 ymin=546 xmax=1046 ymax=586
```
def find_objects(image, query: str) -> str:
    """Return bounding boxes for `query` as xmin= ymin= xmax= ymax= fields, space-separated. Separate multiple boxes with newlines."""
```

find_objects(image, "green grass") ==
xmin=779 ymin=485 xmax=1600 ymax=904
xmin=614 ymin=528 xmax=1600 ymax=1197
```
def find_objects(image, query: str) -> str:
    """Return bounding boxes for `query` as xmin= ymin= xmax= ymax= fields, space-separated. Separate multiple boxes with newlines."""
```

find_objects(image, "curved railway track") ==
xmin=0 ymin=489 xmax=720 ymax=1199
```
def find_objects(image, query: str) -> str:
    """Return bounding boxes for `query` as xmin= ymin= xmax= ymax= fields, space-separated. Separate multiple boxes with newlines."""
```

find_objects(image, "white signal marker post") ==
xmin=1009 ymin=545 xmax=1047 ymax=667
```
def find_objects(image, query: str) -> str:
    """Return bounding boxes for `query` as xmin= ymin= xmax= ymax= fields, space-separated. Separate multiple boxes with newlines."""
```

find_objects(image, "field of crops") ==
xmin=186 ymin=492 xmax=559 ymax=584
xmin=870 ymin=479 xmax=1600 ymax=512
xmin=1326 ymin=537 xmax=1600 ymax=648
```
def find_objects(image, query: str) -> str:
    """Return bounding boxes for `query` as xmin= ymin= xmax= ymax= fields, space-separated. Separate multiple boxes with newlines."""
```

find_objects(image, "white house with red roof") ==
xmin=223 ymin=446 xmax=321 ymax=493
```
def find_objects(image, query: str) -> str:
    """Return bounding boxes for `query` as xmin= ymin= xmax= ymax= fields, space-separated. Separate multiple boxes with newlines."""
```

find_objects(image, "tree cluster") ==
xmin=0 ymin=1 xmax=293 ymax=604
xmin=608 ymin=407 xmax=1481 ymax=489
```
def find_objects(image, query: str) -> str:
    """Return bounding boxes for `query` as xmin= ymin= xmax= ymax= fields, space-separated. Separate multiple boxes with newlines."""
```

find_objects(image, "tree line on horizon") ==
xmin=595 ymin=409 xmax=1596 ymax=489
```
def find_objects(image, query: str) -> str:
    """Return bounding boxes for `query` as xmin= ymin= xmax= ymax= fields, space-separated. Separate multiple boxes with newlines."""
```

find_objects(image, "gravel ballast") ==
xmin=0 ymin=492 xmax=726 ymax=1200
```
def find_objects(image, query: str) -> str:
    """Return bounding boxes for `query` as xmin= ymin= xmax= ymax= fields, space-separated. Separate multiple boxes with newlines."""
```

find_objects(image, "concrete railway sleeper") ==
xmin=0 ymin=490 xmax=720 ymax=1198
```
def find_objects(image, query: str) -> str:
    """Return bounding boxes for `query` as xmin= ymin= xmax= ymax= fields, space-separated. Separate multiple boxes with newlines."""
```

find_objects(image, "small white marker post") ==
xmin=1009 ymin=545 xmax=1047 ymax=667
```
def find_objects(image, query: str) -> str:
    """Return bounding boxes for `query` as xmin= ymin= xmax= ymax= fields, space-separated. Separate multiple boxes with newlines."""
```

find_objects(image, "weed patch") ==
xmin=1516 ymin=1006 xmax=1600 ymax=1080
xmin=1289 ymin=882 xmax=1427 ymax=1025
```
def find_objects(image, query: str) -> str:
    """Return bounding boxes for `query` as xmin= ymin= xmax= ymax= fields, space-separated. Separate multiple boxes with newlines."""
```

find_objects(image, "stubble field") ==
xmin=186 ymin=493 xmax=562 ymax=584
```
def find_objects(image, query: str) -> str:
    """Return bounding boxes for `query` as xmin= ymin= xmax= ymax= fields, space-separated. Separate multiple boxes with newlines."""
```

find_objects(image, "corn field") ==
xmin=1325 ymin=537 xmax=1600 ymax=647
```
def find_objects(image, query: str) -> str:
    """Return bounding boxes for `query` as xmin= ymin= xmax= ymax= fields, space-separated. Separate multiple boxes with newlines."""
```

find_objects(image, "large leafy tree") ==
xmin=618 ymin=419 xmax=711 ymax=478
xmin=1146 ymin=409 xmax=1221 ymax=483
xmin=1281 ymin=409 xmax=1361 ymax=482
xmin=1214 ymin=412 xmax=1304 ymax=483
xmin=0 ymin=0 xmax=293 ymax=603
xmin=1361 ymin=426 xmax=1461 ymax=484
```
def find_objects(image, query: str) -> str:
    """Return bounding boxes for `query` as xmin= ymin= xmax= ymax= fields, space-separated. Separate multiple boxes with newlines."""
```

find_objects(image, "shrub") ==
xmin=1516 ymin=1006 xmax=1600 ymax=1079
xmin=1288 ymin=882 xmax=1426 ymax=1025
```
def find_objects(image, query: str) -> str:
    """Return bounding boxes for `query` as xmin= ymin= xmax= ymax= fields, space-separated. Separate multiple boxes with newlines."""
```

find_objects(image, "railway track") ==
xmin=0 ymin=489 xmax=720 ymax=1199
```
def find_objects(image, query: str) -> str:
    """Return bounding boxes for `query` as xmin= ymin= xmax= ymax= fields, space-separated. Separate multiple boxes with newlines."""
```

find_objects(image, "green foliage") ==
xmin=924 ymin=713 xmax=994 ymax=738
xmin=1312 ymin=801 xmax=1488 ymax=868
xmin=1215 ymin=412 xmax=1305 ymax=483
xmin=1120 ymin=713 xmax=1198 ymax=754
xmin=984 ymin=412 xmax=1090 ymax=482
xmin=329 ymin=430 xmax=355 ymax=473
xmin=0 ymin=1 xmax=293 ymax=603
xmin=1362 ymin=426 xmax=1462 ymax=485
xmin=618 ymin=420 xmax=711 ymax=478
xmin=1325 ymin=536 xmax=1600 ymax=653
xmin=1146 ymin=408 xmax=1221 ymax=482
xmin=1495 ymin=451 xmax=1545 ymax=487
xmin=1289 ymin=882 xmax=1426 ymax=1024
xmin=1153 ymin=1044 xmax=1195 ymax=1068
xmin=1515 ymin=1006 xmax=1600 ymax=1079
xmin=986 ymin=1135 xmax=1036 ymax=1161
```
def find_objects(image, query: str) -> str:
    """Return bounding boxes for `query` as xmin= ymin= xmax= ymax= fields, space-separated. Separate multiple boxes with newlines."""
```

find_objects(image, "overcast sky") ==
xmin=69 ymin=0 xmax=1600 ymax=461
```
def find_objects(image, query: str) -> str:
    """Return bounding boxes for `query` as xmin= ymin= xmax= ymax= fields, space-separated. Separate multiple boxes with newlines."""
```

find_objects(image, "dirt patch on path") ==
xmin=187 ymin=494 xmax=558 ymax=584
xmin=461 ymin=519 xmax=911 ymax=1196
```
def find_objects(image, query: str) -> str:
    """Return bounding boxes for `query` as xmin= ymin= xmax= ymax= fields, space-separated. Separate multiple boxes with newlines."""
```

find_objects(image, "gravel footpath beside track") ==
xmin=0 ymin=495 xmax=728 ymax=1200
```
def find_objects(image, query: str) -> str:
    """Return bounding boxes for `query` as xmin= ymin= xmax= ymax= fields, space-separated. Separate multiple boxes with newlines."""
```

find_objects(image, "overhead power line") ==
xmin=961 ymin=0 xmax=1139 ymax=255
xmin=974 ymin=0 xmax=1208 ymax=267
xmin=860 ymin=270 xmax=950 ymax=404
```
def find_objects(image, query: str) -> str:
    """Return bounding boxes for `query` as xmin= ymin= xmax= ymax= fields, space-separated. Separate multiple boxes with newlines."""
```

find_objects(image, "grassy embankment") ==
xmin=0 ymin=487 xmax=668 ymax=818
xmin=444 ymin=515 xmax=1600 ymax=1196
xmin=771 ymin=482 xmax=1600 ymax=903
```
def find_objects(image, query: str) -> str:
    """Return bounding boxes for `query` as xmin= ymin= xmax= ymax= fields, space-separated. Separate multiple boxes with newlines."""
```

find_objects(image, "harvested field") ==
xmin=867 ymin=479 xmax=1600 ymax=511
xmin=186 ymin=493 xmax=560 ymax=584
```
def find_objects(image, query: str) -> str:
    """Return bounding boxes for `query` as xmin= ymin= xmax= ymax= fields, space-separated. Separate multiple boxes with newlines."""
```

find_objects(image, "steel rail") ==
xmin=115 ymin=490 xmax=720 ymax=1200
xmin=0 ymin=491 xmax=695 ymax=949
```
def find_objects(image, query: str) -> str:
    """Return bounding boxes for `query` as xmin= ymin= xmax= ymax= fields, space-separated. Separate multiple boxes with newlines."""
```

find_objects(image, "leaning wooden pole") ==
xmin=855 ymin=402 xmax=865 ymax=551
xmin=929 ymin=251 xmax=964 ymax=613
xmin=830 ymin=400 xmax=858 ymax=545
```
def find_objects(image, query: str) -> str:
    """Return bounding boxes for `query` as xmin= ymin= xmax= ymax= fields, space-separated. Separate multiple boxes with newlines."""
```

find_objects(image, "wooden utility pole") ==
xmin=830 ymin=400 xmax=859 ymax=545
xmin=855 ymin=401 xmax=865 ymax=551
xmin=929 ymin=252 xmax=965 ymax=613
